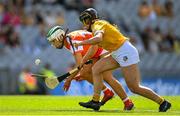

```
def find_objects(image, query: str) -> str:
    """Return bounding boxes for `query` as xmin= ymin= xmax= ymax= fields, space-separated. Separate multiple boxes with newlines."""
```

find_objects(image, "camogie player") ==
xmin=75 ymin=8 xmax=171 ymax=112
xmin=47 ymin=27 xmax=134 ymax=110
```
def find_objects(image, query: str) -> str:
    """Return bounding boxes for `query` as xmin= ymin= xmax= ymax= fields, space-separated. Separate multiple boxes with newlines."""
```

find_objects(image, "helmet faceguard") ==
xmin=79 ymin=8 xmax=98 ymax=26
xmin=47 ymin=26 xmax=69 ymax=49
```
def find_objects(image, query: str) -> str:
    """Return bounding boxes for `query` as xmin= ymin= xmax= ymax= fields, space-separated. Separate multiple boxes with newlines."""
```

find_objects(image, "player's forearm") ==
xmin=78 ymin=34 xmax=102 ymax=46
xmin=74 ymin=53 xmax=83 ymax=66
xmin=83 ymin=45 xmax=98 ymax=62
xmin=69 ymin=53 xmax=83 ymax=80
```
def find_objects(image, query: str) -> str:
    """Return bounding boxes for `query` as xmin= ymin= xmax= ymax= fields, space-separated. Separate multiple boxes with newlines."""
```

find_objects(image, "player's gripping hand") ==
xmin=73 ymin=42 xmax=82 ymax=49
xmin=78 ymin=58 xmax=88 ymax=69
xmin=63 ymin=78 xmax=72 ymax=92
xmin=74 ymin=74 xmax=84 ymax=81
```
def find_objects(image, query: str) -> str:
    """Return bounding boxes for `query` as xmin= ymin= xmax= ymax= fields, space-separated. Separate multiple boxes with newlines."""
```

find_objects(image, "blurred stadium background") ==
xmin=0 ymin=0 xmax=180 ymax=96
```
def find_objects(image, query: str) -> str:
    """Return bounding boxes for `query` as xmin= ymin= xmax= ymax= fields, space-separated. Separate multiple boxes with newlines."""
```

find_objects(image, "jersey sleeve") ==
xmin=92 ymin=20 xmax=106 ymax=36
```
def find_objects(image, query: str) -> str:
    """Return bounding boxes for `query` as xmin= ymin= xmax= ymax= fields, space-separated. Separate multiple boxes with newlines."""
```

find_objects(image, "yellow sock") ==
xmin=92 ymin=93 xmax=100 ymax=102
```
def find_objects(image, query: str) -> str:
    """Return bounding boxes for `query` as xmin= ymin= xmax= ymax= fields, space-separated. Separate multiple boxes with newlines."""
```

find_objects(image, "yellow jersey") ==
xmin=91 ymin=20 xmax=128 ymax=51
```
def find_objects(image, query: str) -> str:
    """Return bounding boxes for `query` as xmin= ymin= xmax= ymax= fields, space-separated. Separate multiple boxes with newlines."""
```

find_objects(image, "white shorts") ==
xmin=111 ymin=41 xmax=140 ymax=67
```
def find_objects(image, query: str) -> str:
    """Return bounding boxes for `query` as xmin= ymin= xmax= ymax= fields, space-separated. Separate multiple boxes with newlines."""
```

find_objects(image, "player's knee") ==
xmin=103 ymin=77 xmax=112 ymax=83
xmin=128 ymin=85 xmax=140 ymax=94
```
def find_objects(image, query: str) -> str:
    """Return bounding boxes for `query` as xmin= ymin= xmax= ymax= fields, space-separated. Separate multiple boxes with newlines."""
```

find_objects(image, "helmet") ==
xmin=79 ymin=8 xmax=98 ymax=24
xmin=47 ymin=26 xmax=66 ymax=49
xmin=47 ymin=26 xmax=65 ymax=42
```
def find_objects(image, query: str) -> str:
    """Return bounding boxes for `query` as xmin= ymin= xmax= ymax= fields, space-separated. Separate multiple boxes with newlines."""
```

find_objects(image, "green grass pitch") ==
xmin=0 ymin=96 xmax=180 ymax=115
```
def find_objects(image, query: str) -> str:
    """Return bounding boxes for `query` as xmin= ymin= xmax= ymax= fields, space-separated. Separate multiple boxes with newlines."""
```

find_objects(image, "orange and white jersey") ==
xmin=64 ymin=30 xmax=106 ymax=58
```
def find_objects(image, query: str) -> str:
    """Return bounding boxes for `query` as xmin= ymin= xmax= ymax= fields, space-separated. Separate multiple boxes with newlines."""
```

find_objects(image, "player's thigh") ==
xmin=121 ymin=64 xmax=141 ymax=88
xmin=92 ymin=56 xmax=120 ymax=74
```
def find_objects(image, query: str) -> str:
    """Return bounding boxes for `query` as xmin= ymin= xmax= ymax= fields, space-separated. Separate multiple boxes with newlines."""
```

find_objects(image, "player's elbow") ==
xmin=95 ymin=33 xmax=103 ymax=42
xmin=95 ymin=36 xmax=103 ymax=43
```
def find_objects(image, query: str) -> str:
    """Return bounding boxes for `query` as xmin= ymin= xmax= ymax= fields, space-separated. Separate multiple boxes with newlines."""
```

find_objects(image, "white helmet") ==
xmin=47 ymin=26 xmax=65 ymax=42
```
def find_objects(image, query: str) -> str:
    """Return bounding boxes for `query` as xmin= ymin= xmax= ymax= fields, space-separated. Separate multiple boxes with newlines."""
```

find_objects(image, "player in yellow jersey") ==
xmin=75 ymin=8 xmax=171 ymax=112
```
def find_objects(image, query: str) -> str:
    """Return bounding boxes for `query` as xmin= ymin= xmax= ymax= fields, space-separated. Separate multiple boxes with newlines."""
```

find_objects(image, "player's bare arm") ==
xmin=82 ymin=45 xmax=98 ymax=63
xmin=65 ymin=52 xmax=83 ymax=81
xmin=74 ymin=52 xmax=83 ymax=66
xmin=74 ymin=32 xmax=103 ymax=47
xmin=64 ymin=52 xmax=86 ymax=91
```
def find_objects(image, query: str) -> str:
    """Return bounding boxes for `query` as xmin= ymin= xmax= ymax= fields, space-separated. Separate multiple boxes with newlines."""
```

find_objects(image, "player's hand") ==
xmin=63 ymin=78 xmax=72 ymax=92
xmin=73 ymin=42 xmax=81 ymax=49
xmin=74 ymin=74 xmax=84 ymax=81
xmin=79 ymin=58 xmax=88 ymax=69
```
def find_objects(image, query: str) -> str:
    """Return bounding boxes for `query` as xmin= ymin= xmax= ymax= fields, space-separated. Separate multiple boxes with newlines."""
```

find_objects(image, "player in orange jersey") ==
xmin=47 ymin=27 xmax=134 ymax=110
xmin=75 ymin=8 xmax=171 ymax=112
